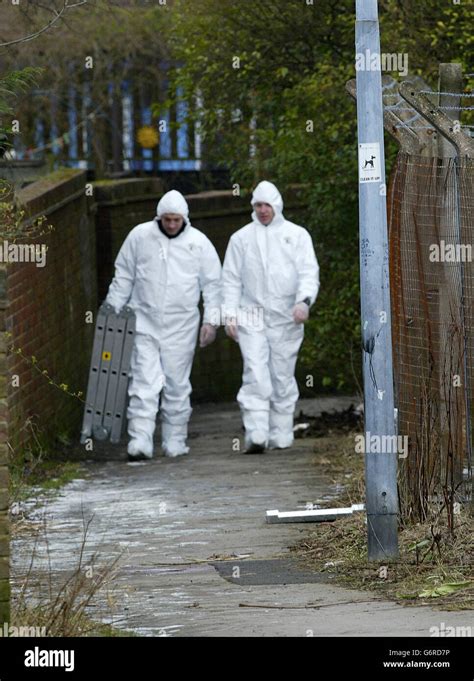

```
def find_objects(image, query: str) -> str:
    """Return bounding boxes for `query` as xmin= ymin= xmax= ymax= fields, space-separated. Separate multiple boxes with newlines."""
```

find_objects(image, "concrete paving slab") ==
xmin=11 ymin=397 xmax=474 ymax=637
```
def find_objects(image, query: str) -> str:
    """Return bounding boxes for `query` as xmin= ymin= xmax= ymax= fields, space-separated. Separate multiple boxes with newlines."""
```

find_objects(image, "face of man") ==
xmin=254 ymin=202 xmax=275 ymax=226
xmin=161 ymin=213 xmax=185 ymax=235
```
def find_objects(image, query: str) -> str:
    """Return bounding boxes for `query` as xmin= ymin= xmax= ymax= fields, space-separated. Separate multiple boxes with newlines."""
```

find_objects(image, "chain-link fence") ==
xmin=388 ymin=152 xmax=474 ymax=524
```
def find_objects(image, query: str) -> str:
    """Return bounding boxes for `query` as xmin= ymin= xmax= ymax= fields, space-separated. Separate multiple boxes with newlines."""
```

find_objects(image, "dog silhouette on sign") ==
xmin=363 ymin=155 xmax=376 ymax=169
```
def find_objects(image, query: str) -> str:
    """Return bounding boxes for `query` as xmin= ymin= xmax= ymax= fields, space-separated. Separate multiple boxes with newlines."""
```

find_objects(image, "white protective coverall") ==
xmin=222 ymin=181 xmax=320 ymax=449
xmin=105 ymin=190 xmax=222 ymax=458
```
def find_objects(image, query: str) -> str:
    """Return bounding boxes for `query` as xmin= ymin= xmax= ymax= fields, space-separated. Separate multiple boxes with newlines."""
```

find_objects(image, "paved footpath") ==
xmin=12 ymin=397 xmax=473 ymax=637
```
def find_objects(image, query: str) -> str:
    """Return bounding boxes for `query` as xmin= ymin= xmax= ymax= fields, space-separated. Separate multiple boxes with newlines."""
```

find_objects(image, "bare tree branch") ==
xmin=0 ymin=0 xmax=88 ymax=48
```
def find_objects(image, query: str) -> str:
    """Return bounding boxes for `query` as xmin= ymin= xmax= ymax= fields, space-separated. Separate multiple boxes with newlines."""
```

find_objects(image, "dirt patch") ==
xmin=295 ymin=404 xmax=363 ymax=438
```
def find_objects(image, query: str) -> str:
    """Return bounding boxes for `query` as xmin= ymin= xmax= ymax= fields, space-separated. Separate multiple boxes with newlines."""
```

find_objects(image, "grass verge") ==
xmin=291 ymin=430 xmax=474 ymax=611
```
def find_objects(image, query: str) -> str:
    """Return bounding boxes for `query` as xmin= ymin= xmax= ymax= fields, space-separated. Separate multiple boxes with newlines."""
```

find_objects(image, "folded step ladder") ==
xmin=80 ymin=303 xmax=136 ymax=444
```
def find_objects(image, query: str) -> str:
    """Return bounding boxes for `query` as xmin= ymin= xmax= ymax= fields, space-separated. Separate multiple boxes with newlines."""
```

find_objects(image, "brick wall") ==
xmin=0 ymin=268 xmax=9 ymax=624
xmin=7 ymin=169 xmax=97 ymax=451
xmin=94 ymin=178 xmax=166 ymax=302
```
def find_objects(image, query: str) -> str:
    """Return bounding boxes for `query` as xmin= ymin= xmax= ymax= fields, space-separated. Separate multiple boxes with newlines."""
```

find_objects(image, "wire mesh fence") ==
xmin=388 ymin=151 xmax=474 ymax=525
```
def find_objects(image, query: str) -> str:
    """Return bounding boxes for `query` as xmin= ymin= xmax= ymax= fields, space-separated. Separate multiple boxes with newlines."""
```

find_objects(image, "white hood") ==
xmin=156 ymin=190 xmax=190 ymax=227
xmin=251 ymin=181 xmax=285 ymax=226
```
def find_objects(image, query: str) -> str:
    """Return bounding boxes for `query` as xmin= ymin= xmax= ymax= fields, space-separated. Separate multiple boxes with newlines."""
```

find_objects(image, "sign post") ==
xmin=355 ymin=0 xmax=399 ymax=559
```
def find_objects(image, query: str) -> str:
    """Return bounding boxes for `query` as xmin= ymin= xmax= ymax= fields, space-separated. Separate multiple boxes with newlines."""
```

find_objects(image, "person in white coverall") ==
xmin=222 ymin=181 xmax=319 ymax=453
xmin=105 ymin=190 xmax=222 ymax=460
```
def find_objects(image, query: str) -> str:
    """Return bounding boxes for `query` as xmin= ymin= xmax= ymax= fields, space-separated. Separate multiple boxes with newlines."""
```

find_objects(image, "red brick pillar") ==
xmin=0 ymin=265 xmax=10 ymax=624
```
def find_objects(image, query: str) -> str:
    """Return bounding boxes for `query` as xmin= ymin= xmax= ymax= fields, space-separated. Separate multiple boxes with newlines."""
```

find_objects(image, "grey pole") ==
xmin=355 ymin=0 xmax=399 ymax=559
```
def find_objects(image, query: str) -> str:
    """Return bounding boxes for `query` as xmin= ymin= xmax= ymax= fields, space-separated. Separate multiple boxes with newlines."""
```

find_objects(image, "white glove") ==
xmin=292 ymin=302 xmax=309 ymax=324
xmin=199 ymin=323 xmax=217 ymax=348
xmin=225 ymin=318 xmax=239 ymax=342
xmin=105 ymin=300 xmax=121 ymax=315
